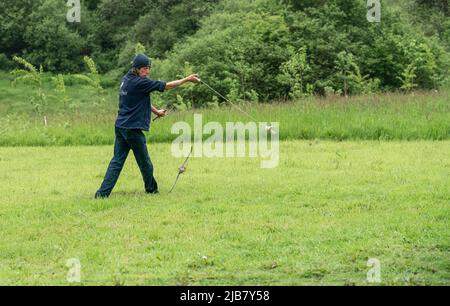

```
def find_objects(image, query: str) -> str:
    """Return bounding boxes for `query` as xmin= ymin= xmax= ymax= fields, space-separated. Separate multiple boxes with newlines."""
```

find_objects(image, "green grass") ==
xmin=0 ymin=141 xmax=449 ymax=285
xmin=1 ymin=71 xmax=449 ymax=285
xmin=0 ymin=71 xmax=449 ymax=146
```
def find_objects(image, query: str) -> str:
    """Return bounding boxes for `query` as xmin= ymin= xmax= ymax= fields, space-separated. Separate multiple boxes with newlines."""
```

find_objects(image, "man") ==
xmin=95 ymin=53 xmax=200 ymax=198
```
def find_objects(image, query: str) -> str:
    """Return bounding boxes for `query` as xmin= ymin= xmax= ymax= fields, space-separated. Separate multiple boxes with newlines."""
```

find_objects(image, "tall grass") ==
xmin=0 ymin=72 xmax=449 ymax=146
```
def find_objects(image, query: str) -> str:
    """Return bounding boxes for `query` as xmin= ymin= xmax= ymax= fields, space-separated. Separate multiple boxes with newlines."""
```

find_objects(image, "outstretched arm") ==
xmin=152 ymin=74 xmax=200 ymax=119
xmin=165 ymin=74 xmax=201 ymax=90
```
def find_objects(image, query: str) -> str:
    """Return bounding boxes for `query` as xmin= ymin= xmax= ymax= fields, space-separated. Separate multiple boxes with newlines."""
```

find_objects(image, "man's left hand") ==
xmin=156 ymin=109 xmax=167 ymax=117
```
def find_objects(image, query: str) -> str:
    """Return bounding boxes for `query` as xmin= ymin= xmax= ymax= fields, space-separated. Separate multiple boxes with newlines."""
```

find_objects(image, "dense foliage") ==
xmin=0 ymin=0 xmax=449 ymax=103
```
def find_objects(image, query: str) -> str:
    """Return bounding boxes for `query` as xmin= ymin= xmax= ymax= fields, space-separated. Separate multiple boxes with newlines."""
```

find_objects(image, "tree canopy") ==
xmin=0 ymin=0 xmax=448 ymax=102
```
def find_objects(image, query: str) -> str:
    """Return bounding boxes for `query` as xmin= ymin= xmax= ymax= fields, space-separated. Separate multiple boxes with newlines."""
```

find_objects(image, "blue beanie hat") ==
xmin=133 ymin=54 xmax=151 ymax=69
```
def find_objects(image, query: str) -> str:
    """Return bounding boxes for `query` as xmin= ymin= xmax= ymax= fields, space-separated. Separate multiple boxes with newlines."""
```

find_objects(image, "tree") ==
xmin=10 ymin=56 xmax=49 ymax=125
xmin=73 ymin=56 xmax=105 ymax=104
xmin=278 ymin=47 xmax=312 ymax=99
xmin=22 ymin=0 xmax=90 ymax=72
xmin=415 ymin=0 xmax=449 ymax=16
xmin=0 ymin=0 xmax=41 ymax=55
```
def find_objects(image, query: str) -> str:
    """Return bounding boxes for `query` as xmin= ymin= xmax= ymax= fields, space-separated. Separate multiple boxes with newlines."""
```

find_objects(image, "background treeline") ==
xmin=0 ymin=0 xmax=449 ymax=105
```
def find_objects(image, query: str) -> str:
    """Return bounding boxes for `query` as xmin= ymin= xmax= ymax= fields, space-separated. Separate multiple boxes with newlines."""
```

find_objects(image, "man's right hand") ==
xmin=166 ymin=74 xmax=201 ymax=90
xmin=186 ymin=74 xmax=201 ymax=84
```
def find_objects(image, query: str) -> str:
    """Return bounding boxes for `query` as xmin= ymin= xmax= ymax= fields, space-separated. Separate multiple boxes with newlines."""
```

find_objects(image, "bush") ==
xmin=154 ymin=0 xmax=448 ymax=103
xmin=156 ymin=4 xmax=292 ymax=106
xmin=1 ymin=0 xmax=448 ymax=99
xmin=21 ymin=0 xmax=86 ymax=72
xmin=0 ymin=54 xmax=14 ymax=71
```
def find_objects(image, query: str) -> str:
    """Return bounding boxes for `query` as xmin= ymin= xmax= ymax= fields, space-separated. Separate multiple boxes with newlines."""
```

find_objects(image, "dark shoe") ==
xmin=146 ymin=190 xmax=159 ymax=195
xmin=95 ymin=192 xmax=109 ymax=199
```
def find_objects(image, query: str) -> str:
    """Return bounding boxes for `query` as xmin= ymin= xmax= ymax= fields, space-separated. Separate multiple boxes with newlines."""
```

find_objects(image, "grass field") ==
xmin=1 ymin=71 xmax=449 ymax=285
xmin=0 ymin=141 xmax=449 ymax=285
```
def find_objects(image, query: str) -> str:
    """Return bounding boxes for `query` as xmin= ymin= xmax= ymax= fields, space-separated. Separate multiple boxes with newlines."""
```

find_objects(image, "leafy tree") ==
xmin=1 ymin=0 xmax=449 ymax=98
xmin=397 ymin=63 xmax=418 ymax=92
xmin=0 ymin=54 xmax=14 ymax=71
xmin=0 ymin=0 xmax=40 ymax=56
xmin=156 ymin=6 xmax=292 ymax=105
xmin=415 ymin=0 xmax=449 ymax=15
xmin=278 ymin=47 xmax=312 ymax=99
xmin=21 ymin=0 xmax=93 ymax=72
xmin=52 ymin=74 xmax=71 ymax=109
xmin=334 ymin=51 xmax=380 ymax=95
xmin=73 ymin=56 xmax=105 ymax=104
xmin=10 ymin=56 xmax=49 ymax=124
xmin=131 ymin=0 xmax=218 ymax=58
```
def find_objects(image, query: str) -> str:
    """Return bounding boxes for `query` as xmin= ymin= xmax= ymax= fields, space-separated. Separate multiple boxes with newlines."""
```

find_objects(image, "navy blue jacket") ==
xmin=115 ymin=71 xmax=166 ymax=131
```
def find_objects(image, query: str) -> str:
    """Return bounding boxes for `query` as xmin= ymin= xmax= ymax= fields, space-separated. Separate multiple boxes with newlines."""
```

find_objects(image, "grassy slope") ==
xmin=0 ymin=141 xmax=448 ymax=285
xmin=0 ymin=72 xmax=449 ymax=145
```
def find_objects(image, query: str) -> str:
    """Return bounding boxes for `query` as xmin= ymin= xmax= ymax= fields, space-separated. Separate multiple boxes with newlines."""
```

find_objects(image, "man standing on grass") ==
xmin=95 ymin=54 xmax=200 ymax=198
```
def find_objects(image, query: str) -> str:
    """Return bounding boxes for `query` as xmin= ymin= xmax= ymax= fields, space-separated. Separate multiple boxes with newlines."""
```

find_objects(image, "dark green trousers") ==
xmin=96 ymin=127 xmax=158 ymax=197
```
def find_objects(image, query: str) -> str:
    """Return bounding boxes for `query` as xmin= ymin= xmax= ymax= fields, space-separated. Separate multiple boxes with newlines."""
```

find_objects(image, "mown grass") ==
xmin=0 ymin=72 xmax=449 ymax=146
xmin=0 ymin=141 xmax=449 ymax=285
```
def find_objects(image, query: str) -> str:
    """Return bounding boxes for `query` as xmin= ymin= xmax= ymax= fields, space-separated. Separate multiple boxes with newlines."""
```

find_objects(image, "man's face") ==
xmin=138 ymin=67 xmax=150 ymax=78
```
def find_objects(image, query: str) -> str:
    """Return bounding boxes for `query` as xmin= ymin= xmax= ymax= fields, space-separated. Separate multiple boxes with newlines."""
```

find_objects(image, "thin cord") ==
xmin=200 ymin=79 xmax=259 ymax=122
